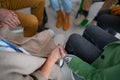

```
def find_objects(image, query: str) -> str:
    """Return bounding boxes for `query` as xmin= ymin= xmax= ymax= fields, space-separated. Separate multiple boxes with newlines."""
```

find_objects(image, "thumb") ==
xmin=59 ymin=47 xmax=66 ymax=58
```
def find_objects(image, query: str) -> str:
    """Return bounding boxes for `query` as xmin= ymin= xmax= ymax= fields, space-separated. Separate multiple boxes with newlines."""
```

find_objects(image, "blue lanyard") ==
xmin=0 ymin=39 xmax=23 ymax=53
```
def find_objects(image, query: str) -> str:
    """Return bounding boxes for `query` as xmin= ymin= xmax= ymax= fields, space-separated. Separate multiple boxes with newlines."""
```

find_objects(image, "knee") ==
xmin=69 ymin=33 xmax=80 ymax=41
xmin=27 ymin=15 xmax=38 ymax=29
xmin=85 ymin=25 xmax=97 ymax=32
xmin=34 ymin=0 xmax=45 ymax=7
xmin=36 ymin=0 xmax=45 ymax=4
xmin=39 ymin=0 xmax=45 ymax=5
xmin=83 ymin=25 xmax=99 ymax=36
xmin=67 ymin=33 xmax=82 ymax=45
xmin=97 ymin=14 xmax=109 ymax=23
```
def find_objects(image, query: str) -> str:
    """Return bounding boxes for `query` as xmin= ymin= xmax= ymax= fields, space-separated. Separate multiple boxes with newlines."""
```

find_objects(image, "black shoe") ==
xmin=37 ymin=26 xmax=49 ymax=32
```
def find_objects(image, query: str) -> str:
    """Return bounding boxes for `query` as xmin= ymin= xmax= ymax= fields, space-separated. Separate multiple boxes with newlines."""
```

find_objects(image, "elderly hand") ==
xmin=0 ymin=8 xmax=20 ymax=28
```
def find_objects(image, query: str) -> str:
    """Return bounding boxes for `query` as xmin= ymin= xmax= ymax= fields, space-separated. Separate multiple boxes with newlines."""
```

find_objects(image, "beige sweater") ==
xmin=0 ymin=27 xmax=61 ymax=80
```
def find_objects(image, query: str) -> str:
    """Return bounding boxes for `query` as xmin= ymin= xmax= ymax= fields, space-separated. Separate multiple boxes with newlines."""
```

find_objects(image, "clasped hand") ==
xmin=48 ymin=44 xmax=67 ymax=63
xmin=0 ymin=8 xmax=20 ymax=28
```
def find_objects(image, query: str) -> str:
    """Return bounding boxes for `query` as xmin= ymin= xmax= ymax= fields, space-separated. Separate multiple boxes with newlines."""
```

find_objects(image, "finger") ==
xmin=3 ymin=19 xmax=16 ymax=28
xmin=59 ymin=47 xmax=66 ymax=58
xmin=9 ymin=10 xmax=17 ymax=17
xmin=7 ymin=18 xmax=17 ymax=28
xmin=12 ymin=15 xmax=20 ymax=25
xmin=59 ymin=47 xmax=62 ymax=56
xmin=7 ymin=15 xmax=19 ymax=27
xmin=1 ymin=22 xmax=10 ymax=28
xmin=10 ymin=16 xmax=19 ymax=26
xmin=8 ymin=16 xmax=18 ymax=26
xmin=60 ymin=46 xmax=67 ymax=54
xmin=3 ymin=14 xmax=16 ymax=27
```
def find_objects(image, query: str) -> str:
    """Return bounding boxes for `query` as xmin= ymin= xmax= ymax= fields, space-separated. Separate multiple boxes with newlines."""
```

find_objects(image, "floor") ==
xmin=44 ymin=3 xmax=103 ymax=80
xmin=12 ymin=1 xmax=104 ymax=80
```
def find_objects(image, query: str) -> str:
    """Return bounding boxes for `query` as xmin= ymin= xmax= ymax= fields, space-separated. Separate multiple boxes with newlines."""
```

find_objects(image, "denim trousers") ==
xmin=50 ymin=0 xmax=72 ymax=13
xmin=65 ymin=25 xmax=118 ymax=64
xmin=97 ymin=9 xmax=120 ymax=35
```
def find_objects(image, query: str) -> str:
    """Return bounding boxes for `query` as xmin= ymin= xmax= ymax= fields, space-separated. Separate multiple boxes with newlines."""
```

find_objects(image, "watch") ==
xmin=63 ymin=54 xmax=74 ymax=64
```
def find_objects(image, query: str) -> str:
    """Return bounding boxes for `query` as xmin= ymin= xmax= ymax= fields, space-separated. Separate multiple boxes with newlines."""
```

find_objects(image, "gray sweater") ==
xmin=0 ymin=27 xmax=61 ymax=80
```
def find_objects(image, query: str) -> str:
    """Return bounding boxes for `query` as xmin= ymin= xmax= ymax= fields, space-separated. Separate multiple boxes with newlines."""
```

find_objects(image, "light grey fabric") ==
xmin=0 ymin=27 xmax=61 ymax=80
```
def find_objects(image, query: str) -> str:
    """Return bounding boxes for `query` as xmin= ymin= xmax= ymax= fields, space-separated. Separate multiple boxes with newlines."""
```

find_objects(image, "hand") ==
xmin=48 ymin=45 xmax=62 ymax=63
xmin=2 ymin=10 xmax=20 ymax=28
xmin=0 ymin=8 xmax=20 ymax=28
xmin=41 ymin=45 xmax=64 ymax=80
xmin=58 ymin=45 xmax=67 ymax=58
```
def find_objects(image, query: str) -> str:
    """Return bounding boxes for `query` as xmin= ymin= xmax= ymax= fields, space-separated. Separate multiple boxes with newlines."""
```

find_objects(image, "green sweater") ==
xmin=67 ymin=41 xmax=120 ymax=80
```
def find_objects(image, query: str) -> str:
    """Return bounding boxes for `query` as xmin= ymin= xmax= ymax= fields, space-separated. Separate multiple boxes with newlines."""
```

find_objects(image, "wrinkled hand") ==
xmin=0 ymin=8 xmax=20 ymax=28
xmin=111 ymin=5 xmax=120 ymax=16
xmin=2 ymin=10 xmax=20 ymax=28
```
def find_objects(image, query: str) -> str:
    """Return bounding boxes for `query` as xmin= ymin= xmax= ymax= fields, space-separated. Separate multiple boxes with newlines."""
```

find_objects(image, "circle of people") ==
xmin=0 ymin=0 xmax=120 ymax=80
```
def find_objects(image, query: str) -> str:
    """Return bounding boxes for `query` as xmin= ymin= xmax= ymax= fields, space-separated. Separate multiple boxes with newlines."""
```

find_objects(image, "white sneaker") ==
xmin=74 ymin=14 xmax=85 ymax=26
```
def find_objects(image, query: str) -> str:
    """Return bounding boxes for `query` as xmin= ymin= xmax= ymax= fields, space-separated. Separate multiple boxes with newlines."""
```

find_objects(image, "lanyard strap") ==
xmin=0 ymin=39 xmax=23 ymax=53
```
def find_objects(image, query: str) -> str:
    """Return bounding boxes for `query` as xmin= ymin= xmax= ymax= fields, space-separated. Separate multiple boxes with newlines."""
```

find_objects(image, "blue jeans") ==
xmin=50 ymin=0 xmax=72 ymax=13
xmin=65 ymin=25 xmax=118 ymax=64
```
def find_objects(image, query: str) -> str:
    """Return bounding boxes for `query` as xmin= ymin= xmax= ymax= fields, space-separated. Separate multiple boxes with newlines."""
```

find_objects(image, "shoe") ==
xmin=63 ymin=13 xmax=70 ymax=31
xmin=37 ymin=26 xmax=49 ymax=32
xmin=90 ymin=20 xmax=97 ymax=25
xmin=56 ymin=10 xmax=64 ymax=28
xmin=80 ymin=18 xmax=89 ymax=27
xmin=74 ymin=14 xmax=85 ymax=26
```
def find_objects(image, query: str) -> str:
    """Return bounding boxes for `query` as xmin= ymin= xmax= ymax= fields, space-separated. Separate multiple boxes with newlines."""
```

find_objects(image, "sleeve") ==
xmin=30 ymin=71 xmax=46 ymax=80
xmin=67 ymin=56 xmax=120 ymax=80
xmin=6 ymin=70 xmax=46 ymax=80
xmin=0 ymin=51 xmax=47 ymax=80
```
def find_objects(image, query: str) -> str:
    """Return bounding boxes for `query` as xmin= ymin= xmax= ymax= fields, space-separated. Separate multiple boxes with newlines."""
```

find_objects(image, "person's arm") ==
xmin=0 ymin=45 xmax=62 ymax=80
xmin=40 ymin=45 xmax=61 ymax=79
xmin=59 ymin=47 xmax=120 ymax=80
xmin=65 ymin=56 xmax=120 ymax=80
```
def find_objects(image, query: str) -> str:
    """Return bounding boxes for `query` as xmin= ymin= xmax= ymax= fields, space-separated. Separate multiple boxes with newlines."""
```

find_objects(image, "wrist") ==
xmin=63 ymin=54 xmax=74 ymax=64
xmin=47 ymin=56 xmax=59 ymax=64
